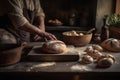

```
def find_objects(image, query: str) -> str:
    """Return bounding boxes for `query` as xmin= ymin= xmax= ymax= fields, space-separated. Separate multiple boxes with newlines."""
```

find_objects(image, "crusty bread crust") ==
xmin=101 ymin=38 xmax=120 ymax=52
xmin=41 ymin=40 xmax=67 ymax=54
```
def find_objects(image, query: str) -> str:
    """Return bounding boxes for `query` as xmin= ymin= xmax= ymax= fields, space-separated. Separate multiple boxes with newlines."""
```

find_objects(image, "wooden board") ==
xmin=27 ymin=45 xmax=80 ymax=62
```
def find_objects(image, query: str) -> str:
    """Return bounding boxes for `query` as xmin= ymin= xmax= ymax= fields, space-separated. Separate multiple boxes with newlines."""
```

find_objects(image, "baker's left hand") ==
xmin=33 ymin=25 xmax=45 ymax=41
xmin=33 ymin=35 xmax=42 ymax=41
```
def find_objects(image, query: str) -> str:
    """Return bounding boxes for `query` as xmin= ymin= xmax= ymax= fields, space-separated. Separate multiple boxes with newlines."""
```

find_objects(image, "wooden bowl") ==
xmin=62 ymin=31 xmax=92 ymax=46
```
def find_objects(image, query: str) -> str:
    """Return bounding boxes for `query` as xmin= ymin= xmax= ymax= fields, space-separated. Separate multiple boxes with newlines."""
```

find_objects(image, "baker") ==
xmin=0 ymin=0 xmax=57 ymax=45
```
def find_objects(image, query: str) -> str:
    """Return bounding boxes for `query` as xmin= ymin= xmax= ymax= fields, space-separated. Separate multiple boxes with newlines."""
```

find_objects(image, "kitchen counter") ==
xmin=0 ymin=42 xmax=120 ymax=80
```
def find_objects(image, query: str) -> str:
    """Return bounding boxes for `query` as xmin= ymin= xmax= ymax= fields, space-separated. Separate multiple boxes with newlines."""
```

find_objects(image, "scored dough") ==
xmin=41 ymin=40 xmax=67 ymax=54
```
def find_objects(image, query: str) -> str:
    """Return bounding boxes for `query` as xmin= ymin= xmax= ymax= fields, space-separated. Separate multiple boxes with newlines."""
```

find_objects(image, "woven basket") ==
xmin=62 ymin=31 xmax=92 ymax=46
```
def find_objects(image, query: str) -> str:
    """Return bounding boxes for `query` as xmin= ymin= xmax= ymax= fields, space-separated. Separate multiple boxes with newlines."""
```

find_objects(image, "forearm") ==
xmin=40 ymin=16 xmax=45 ymax=26
xmin=36 ymin=16 xmax=45 ymax=31
xmin=40 ymin=16 xmax=45 ymax=31
xmin=18 ymin=22 xmax=57 ymax=40
xmin=19 ymin=22 xmax=43 ymax=35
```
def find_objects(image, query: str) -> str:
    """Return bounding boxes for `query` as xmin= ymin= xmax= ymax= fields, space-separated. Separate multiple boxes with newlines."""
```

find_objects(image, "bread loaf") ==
xmin=97 ymin=54 xmax=115 ymax=68
xmin=92 ymin=44 xmax=103 ymax=52
xmin=41 ymin=40 xmax=67 ymax=54
xmin=81 ymin=54 xmax=94 ymax=64
xmin=0 ymin=29 xmax=17 ymax=44
xmin=87 ymin=50 xmax=103 ymax=60
xmin=101 ymin=38 xmax=120 ymax=52
xmin=85 ymin=44 xmax=103 ymax=52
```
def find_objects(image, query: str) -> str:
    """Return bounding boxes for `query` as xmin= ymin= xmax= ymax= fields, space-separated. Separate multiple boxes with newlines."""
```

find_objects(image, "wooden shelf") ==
xmin=46 ymin=26 xmax=92 ymax=31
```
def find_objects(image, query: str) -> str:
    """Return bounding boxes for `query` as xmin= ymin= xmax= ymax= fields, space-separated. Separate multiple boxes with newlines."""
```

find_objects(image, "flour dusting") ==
xmin=71 ymin=65 xmax=91 ymax=71
xmin=46 ymin=40 xmax=64 ymax=45
xmin=26 ymin=62 xmax=56 ymax=71
xmin=51 ymin=44 xmax=66 ymax=50
xmin=32 ymin=62 xmax=56 ymax=68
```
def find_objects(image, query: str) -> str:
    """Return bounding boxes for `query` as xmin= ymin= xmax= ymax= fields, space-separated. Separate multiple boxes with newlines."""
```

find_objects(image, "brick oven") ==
xmin=41 ymin=0 xmax=97 ymax=27
xmin=40 ymin=0 xmax=115 ymax=40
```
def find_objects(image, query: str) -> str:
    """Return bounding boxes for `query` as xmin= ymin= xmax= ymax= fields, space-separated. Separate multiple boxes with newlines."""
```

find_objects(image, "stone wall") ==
xmin=96 ymin=0 xmax=115 ymax=32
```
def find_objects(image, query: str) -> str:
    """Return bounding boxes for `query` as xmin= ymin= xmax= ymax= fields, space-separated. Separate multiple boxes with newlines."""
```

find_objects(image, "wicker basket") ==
xmin=62 ymin=31 xmax=92 ymax=46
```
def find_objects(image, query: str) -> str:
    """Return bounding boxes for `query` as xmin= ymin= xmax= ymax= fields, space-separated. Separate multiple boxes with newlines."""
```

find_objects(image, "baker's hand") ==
xmin=33 ymin=35 xmax=42 ymax=41
xmin=39 ymin=31 xmax=57 ymax=40
xmin=33 ymin=25 xmax=45 ymax=41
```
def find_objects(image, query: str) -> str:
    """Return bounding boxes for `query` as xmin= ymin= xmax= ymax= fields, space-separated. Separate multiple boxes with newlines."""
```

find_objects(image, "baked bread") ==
xmin=85 ymin=44 xmax=103 ymax=52
xmin=48 ymin=19 xmax=63 ymax=26
xmin=80 ymin=54 xmax=94 ymax=64
xmin=63 ymin=30 xmax=84 ymax=36
xmin=84 ymin=45 xmax=103 ymax=60
xmin=0 ymin=29 xmax=17 ymax=44
xmin=101 ymin=38 xmax=120 ymax=52
xmin=41 ymin=40 xmax=67 ymax=54
xmin=84 ymin=46 xmax=94 ymax=53
xmin=92 ymin=44 xmax=103 ymax=52
xmin=87 ymin=50 xmax=103 ymax=60
xmin=0 ymin=29 xmax=17 ymax=51
xmin=97 ymin=54 xmax=115 ymax=68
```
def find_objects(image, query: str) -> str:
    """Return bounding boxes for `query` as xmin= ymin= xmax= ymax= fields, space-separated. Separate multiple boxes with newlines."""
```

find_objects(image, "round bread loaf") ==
xmin=97 ymin=57 xmax=114 ymax=68
xmin=96 ymin=54 xmax=115 ymax=68
xmin=0 ymin=29 xmax=17 ymax=44
xmin=41 ymin=40 xmax=67 ymax=54
xmin=92 ymin=44 xmax=103 ymax=52
xmin=81 ymin=54 xmax=94 ymax=64
xmin=87 ymin=50 xmax=103 ymax=60
xmin=101 ymin=38 xmax=120 ymax=52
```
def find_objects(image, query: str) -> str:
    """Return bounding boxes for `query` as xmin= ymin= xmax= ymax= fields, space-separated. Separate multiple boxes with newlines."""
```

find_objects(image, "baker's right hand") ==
xmin=39 ymin=31 xmax=57 ymax=40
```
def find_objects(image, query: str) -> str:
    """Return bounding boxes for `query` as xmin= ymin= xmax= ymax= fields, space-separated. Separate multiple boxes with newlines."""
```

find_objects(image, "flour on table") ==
xmin=26 ymin=62 xmax=56 ymax=71
xmin=71 ymin=65 xmax=91 ymax=71
xmin=32 ymin=62 xmax=56 ymax=67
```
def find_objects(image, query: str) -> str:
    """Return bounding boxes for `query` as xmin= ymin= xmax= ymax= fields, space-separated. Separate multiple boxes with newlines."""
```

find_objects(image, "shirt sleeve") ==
xmin=35 ymin=0 xmax=45 ymax=18
xmin=6 ymin=0 xmax=29 ymax=28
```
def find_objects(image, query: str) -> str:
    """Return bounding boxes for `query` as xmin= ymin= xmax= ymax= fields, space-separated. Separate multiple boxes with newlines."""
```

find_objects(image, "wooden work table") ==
xmin=0 ymin=42 xmax=120 ymax=80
